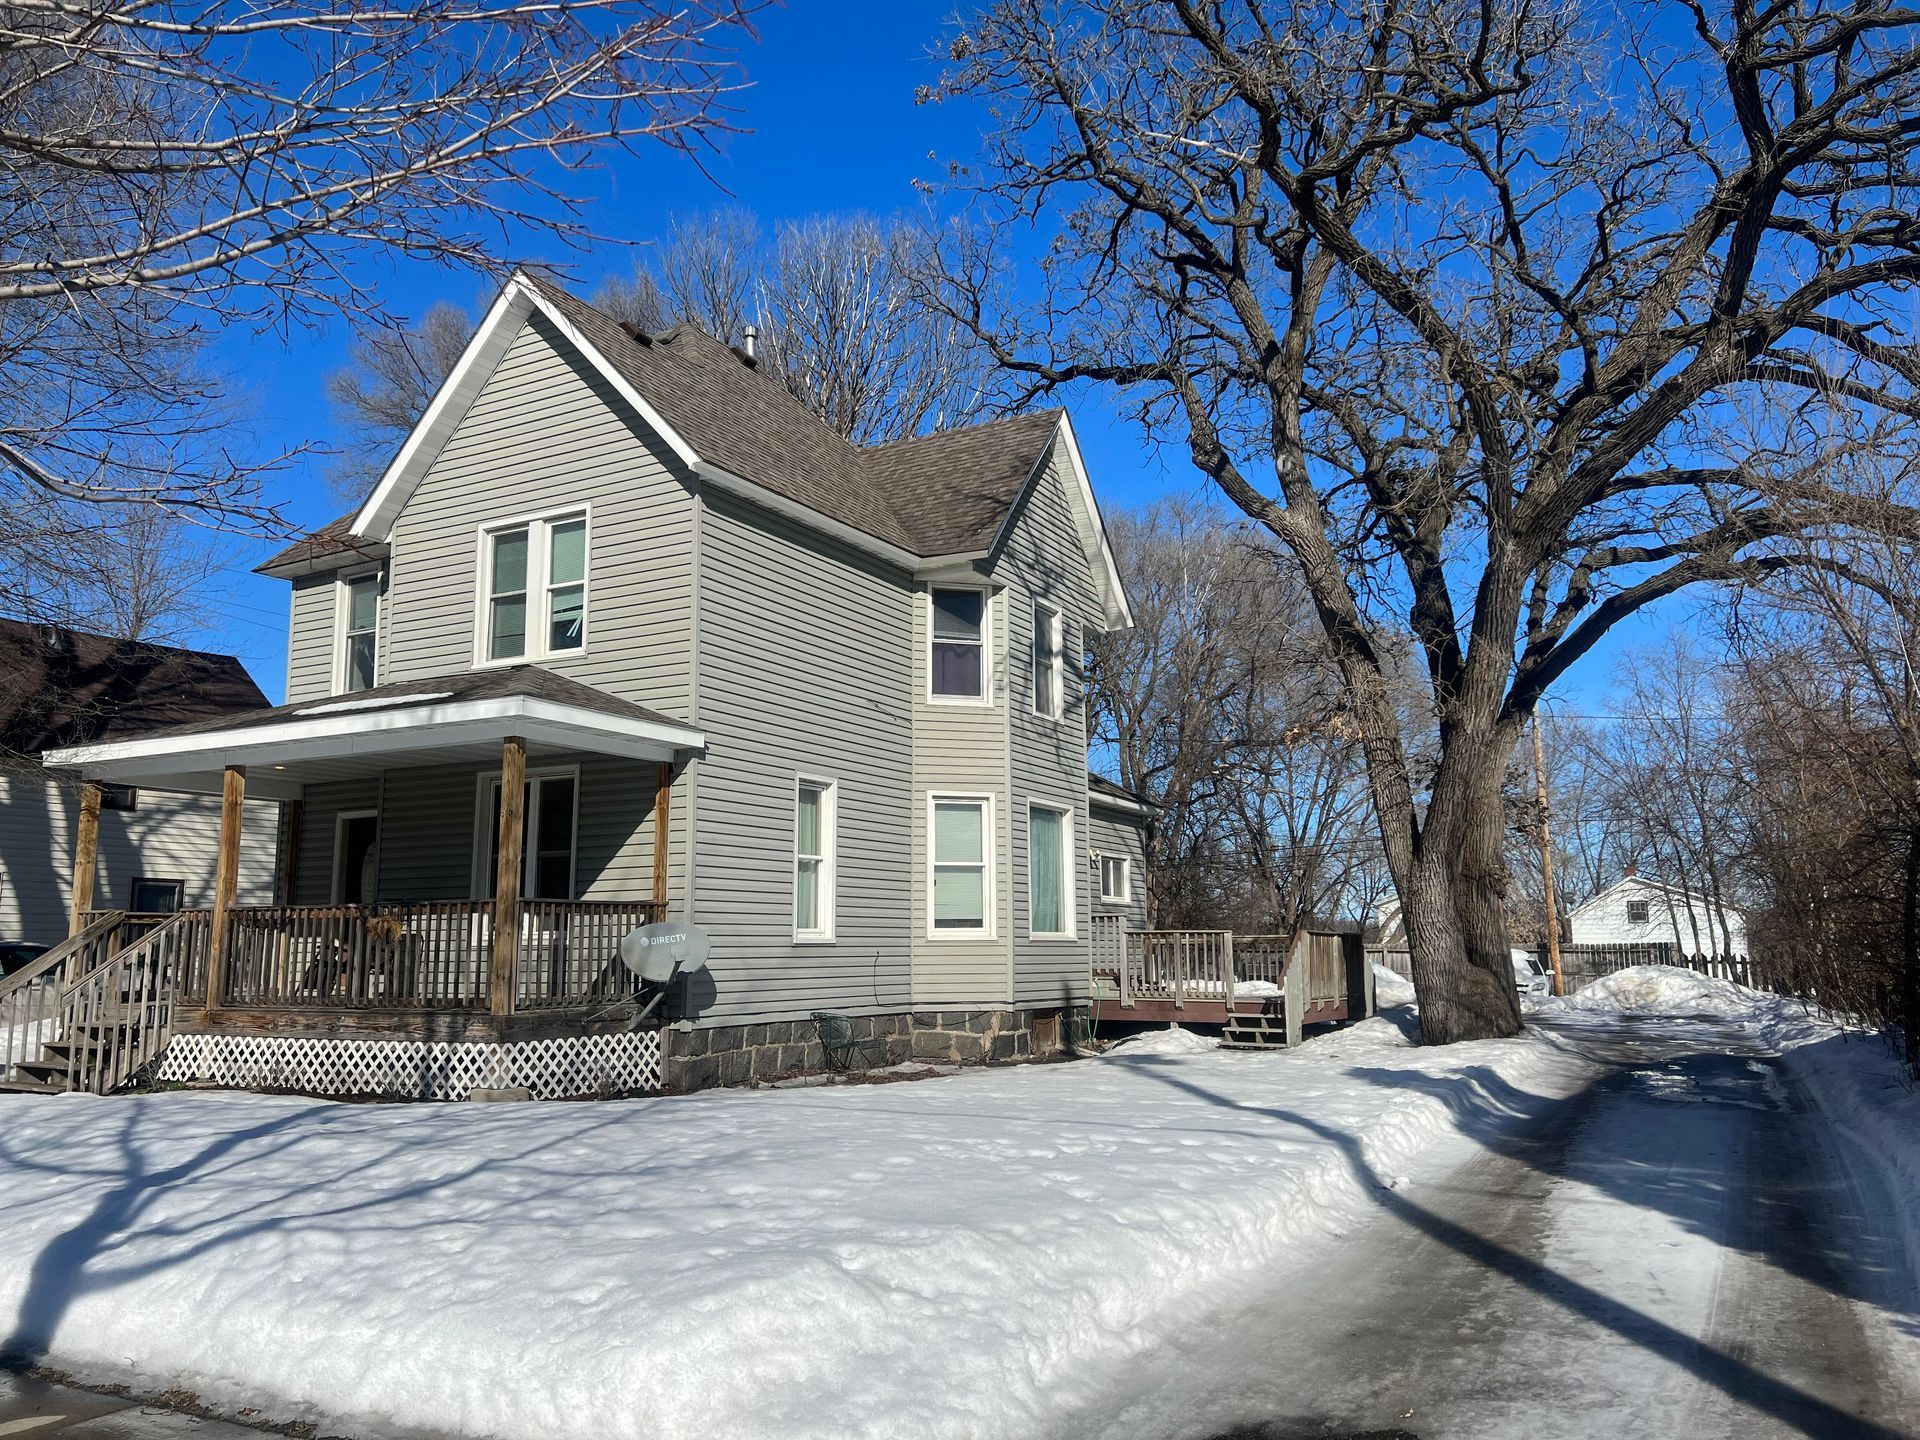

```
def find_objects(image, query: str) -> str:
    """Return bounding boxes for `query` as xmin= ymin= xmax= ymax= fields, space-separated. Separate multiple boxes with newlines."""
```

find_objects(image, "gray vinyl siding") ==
xmin=910 ymin=585 xmax=1014 ymax=1007
xmin=285 ymin=575 xmax=336 ymax=704
xmin=0 ymin=773 xmax=277 ymax=944
xmin=999 ymin=444 xmax=1101 ymax=1007
xmin=376 ymin=312 xmax=696 ymax=719
xmin=1089 ymin=804 xmax=1149 ymax=930
xmin=688 ymin=490 xmax=915 ymax=1025
xmin=292 ymin=754 xmax=662 ymax=907
xmin=285 ymin=566 xmax=390 ymax=705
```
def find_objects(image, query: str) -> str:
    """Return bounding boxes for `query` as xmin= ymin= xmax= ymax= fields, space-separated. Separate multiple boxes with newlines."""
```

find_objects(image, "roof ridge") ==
xmin=862 ymin=406 xmax=1063 ymax=454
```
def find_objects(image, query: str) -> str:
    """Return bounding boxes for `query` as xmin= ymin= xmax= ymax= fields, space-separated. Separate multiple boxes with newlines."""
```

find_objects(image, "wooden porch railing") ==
xmin=223 ymin=901 xmax=498 ymax=1010
xmin=217 ymin=899 xmax=666 ymax=1012
xmin=62 ymin=912 xmax=210 ymax=1094
xmin=0 ymin=910 xmax=131 ymax=1085
xmin=1121 ymin=930 xmax=1235 ymax=1006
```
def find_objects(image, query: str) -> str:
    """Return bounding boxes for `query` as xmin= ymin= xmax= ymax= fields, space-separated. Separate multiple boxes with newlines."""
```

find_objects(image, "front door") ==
xmin=335 ymin=814 xmax=379 ymax=904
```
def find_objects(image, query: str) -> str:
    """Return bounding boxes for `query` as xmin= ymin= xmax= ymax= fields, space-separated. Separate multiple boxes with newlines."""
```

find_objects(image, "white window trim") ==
xmin=468 ymin=764 xmax=582 ymax=900
xmin=1094 ymin=850 xmax=1131 ymax=905
xmin=472 ymin=506 xmax=592 ymax=668
xmin=793 ymin=775 xmax=838 ymax=943
xmin=1026 ymin=799 xmax=1077 ymax=940
xmin=926 ymin=792 xmax=996 ymax=940
xmin=927 ymin=585 xmax=994 ymax=706
xmin=1031 ymin=599 xmax=1064 ymax=721
xmin=331 ymin=810 xmax=379 ymax=903
xmin=332 ymin=566 xmax=383 ymax=696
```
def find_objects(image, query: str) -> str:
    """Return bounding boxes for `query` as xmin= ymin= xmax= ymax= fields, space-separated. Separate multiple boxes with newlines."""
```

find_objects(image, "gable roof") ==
xmin=1567 ymin=874 xmax=1746 ymax=922
xmin=258 ymin=512 xmax=385 ymax=576
xmin=0 ymin=619 xmax=267 ymax=762
xmin=313 ymin=272 xmax=1130 ymax=625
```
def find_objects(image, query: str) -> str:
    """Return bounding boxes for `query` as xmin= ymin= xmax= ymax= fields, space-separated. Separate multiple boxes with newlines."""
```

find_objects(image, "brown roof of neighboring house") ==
xmin=267 ymin=276 xmax=1076 ymax=573
xmin=0 ymin=619 xmax=268 ymax=761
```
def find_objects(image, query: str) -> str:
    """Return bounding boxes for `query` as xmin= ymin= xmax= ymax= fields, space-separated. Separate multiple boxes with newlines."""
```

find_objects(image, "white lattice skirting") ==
xmin=155 ymin=1030 xmax=664 ymax=1101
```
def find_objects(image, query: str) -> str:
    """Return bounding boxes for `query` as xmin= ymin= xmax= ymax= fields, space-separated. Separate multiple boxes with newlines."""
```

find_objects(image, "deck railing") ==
xmin=1123 ymin=930 xmax=1235 ymax=1005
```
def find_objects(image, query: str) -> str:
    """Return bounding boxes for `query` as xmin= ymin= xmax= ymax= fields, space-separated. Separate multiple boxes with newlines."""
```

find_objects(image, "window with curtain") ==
xmin=1029 ymin=804 xmax=1071 ymax=936
xmin=1032 ymin=601 xmax=1061 ymax=718
xmin=481 ymin=512 xmax=587 ymax=663
xmin=795 ymin=780 xmax=835 ymax=939
xmin=932 ymin=798 xmax=989 ymax=932
xmin=931 ymin=588 xmax=986 ymax=699
xmin=342 ymin=573 xmax=379 ymax=691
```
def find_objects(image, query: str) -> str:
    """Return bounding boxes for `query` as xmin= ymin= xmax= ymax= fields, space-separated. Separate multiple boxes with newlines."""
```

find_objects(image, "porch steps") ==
xmin=1221 ymin=1010 xmax=1292 ymax=1048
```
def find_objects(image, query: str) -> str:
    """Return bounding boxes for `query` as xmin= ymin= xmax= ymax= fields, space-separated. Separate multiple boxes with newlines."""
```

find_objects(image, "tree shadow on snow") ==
xmin=1116 ymin=1038 xmax=1917 ymax=1440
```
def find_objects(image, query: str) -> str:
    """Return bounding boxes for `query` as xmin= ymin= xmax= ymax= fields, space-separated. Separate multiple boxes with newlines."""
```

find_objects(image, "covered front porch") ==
xmin=42 ymin=670 xmax=706 ymax=1063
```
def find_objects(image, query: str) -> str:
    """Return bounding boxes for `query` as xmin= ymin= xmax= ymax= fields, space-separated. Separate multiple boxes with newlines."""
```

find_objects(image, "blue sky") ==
xmin=198 ymin=1 xmax=1654 ymax=705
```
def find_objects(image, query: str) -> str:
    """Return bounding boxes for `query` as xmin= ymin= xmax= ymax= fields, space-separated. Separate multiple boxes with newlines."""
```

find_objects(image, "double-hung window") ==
xmin=794 ymin=779 xmax=836 ymax=941
xmin=482 ymin=512 xmax=588 ymax=663
xmin=1032 ymin=600 xmax=1063 ymax=719
xmin=1028 ymin=803 xmax=1074 ymax=938
xmin=931 ymin=796 xmax=992 ymax=935
xmin=931 ymin=588 xmax=988 ymax=701
xmin=340 ymin=572 xmax=380 ymax=692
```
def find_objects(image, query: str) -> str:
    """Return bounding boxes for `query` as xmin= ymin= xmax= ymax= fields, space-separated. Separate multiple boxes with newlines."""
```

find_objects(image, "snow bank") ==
xmin=1372 ymin=963 xmax=1415 ymax=1008
xmin=1102 ymin=1025 xmax=1218 ymax=1056
xmin=1561 ymin=964 xmax=1766 ymax=1019
xmin=0 ymin=1020 xmax=1575 ymax=1440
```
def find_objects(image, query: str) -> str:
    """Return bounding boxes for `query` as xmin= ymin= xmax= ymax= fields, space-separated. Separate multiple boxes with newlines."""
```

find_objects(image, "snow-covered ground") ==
xmin=0 ymin=1002 xmax=1573 ymax=1440
xmin=0 ymin=968 xmax=1907 ymax=1440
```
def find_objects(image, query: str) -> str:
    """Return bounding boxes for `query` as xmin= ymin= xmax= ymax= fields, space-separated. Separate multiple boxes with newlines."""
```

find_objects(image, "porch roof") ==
xmin=40 ymin=666 xmax=705 ymax=800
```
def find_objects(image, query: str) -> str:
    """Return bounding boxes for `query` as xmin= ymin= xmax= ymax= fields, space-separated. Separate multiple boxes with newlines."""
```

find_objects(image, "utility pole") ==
xmin=1531 ymin=714 xmax=1566 ymax=998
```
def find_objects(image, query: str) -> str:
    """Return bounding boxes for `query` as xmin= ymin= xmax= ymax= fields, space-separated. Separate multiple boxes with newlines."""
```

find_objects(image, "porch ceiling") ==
xmin=40 ymin=667 xmax=705 ymax=800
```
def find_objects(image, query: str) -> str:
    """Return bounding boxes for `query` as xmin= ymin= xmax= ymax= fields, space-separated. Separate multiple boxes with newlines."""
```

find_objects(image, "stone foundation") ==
xmin=663 ymin=1006 xmax=1087 ymax=1092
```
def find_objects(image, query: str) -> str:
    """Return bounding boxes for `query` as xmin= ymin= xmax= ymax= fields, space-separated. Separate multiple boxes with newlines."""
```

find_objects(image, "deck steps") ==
xmin=1221 ymin=1010 xmax=1292 ymax=1048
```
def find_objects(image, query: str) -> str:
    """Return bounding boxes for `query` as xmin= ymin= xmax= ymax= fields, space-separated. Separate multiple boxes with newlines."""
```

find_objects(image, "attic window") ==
xmin=1626 ymin=898 xmax=1650 ymax=925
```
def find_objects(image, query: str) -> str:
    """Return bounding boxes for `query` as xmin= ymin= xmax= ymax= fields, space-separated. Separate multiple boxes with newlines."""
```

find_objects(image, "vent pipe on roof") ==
xmin=742 ymin=324 xmax=758 ymax=360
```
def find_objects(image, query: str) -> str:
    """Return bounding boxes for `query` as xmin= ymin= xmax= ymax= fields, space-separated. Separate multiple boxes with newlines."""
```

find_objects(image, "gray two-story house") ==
xmin=34 ymin=271 xmax=1139 ymax=1098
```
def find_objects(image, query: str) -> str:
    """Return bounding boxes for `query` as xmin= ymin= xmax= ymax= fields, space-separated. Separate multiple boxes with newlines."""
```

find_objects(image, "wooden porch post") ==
xmin=67 ymin=780 xmax=102 ymax=937
xmin=203 ymin=765 xmax=246 ymax=1013
xmin=490 ymin=736 xmax=527 ymax=1019
xmin=652 ymin=762 xmax=673 ymax=912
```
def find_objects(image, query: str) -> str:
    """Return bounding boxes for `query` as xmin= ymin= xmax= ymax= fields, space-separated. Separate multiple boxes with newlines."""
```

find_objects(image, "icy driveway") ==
xmin=0 ymin=1012 xmax=1570 ymax=1440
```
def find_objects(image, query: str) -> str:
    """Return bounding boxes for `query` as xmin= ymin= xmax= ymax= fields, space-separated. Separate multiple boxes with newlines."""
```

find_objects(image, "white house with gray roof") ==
xmin=26 ymin=270 xmax=1142 ymax=1097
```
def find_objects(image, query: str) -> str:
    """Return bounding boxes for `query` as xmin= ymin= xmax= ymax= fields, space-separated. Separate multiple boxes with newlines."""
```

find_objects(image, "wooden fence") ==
xmin=1367 ymin=942 xmax=1761 ymax=995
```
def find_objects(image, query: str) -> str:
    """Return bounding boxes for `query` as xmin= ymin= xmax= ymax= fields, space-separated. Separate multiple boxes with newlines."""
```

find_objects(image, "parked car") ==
xmin=1512 ymin=951 xmax=1553 ymax=998
xmin=0 ymin=941 xmax=49 ymax=979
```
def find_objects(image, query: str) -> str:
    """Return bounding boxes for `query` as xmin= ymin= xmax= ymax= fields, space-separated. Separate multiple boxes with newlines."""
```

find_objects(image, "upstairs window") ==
xmin=1032 ymin=600 xmax=1062 ymax=719
xmin=1626 ymin=898 xmax=1650 ymax=925
xmin=931 ymin=587 xmax=987 ymax=700
xmin=340 ymin=572 xmax=380 ymax=692
xmin=482 ymin=512 xmax=588 ymax=663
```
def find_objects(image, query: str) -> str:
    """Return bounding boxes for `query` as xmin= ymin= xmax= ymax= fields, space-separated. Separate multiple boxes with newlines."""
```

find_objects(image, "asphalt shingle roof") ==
xmin=0 ymin=620 xmax=267 ymax=760
xmin=269 ymin=276 xmax=1071 ymax=571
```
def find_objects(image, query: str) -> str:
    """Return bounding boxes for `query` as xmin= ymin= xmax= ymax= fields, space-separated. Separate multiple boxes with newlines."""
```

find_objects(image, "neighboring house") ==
xmin=38 ymin=270 xmax=1138 ymax=1097
xmin=1088 ymin=774 xmax=1152 ymax=932
xmin=0 ymin=621 xmax=278 ymax=943
xmin=1568 ymin=873 xmax=1750 ymax=958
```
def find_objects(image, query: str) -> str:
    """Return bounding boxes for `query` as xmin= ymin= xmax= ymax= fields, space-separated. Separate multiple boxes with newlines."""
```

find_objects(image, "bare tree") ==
xmin=1 ymin=0 xmax=754 ymax=535
xmin=1088 ymin=498 xmax=1383 ymax=930
xmin=325 ymin=304 xmax=477 ymax=498
xmin=929 ymin=0 xmax=1920 ymax=1041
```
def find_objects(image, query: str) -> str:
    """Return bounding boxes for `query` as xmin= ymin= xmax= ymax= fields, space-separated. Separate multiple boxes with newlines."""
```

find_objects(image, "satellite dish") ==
xmin=620 ymin=921 xmax=710 ymax=985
